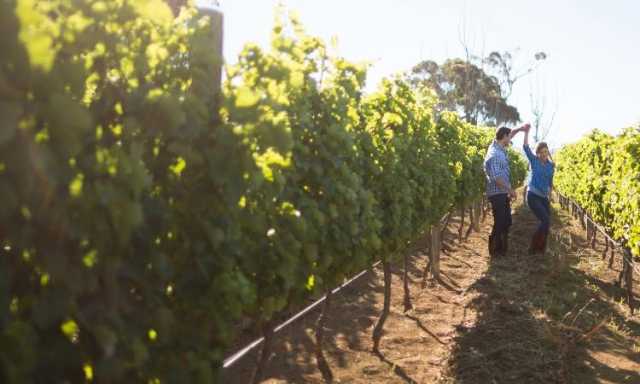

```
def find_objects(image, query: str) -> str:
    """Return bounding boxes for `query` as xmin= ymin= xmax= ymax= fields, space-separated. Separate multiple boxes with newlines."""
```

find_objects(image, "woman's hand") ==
xmin=523 ymin=123 xmax=531 ymax=146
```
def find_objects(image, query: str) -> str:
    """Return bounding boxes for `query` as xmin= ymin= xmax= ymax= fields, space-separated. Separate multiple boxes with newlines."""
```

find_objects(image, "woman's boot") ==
xmin=541 ymin=232 xmax=548 ymax=254
xmin=529 ymin=231 xmax=544 ymax=254
xmin=528 ymin=232 xmax=535 ymax=254
xmin=489 ymin=234 xmax=497 ymax=257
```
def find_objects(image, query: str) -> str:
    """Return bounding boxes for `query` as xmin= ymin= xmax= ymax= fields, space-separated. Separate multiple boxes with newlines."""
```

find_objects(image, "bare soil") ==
xmin=222 ymin=197 xmax=640 ymax=383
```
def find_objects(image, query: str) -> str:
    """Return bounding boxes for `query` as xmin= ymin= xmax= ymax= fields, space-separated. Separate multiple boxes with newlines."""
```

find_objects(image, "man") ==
xmin=484 ymin=125 xmax=527 ymax=257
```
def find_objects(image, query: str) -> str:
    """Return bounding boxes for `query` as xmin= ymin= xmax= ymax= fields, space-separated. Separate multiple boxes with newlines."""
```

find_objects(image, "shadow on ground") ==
xmin=442 ymin=200 xmax=640 ymax=384
xmin=222 ymin=214 xmax=477 ymax=384
xmin=221 ymin=198 xmax=639 ymax=383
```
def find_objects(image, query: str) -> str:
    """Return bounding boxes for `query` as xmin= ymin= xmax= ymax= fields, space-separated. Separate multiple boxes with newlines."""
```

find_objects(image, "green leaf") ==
xmin=235 ymin=86 xmax=260 ymax=108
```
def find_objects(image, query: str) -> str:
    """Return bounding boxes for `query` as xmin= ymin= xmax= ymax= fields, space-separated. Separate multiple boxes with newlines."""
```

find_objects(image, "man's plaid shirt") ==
xmin=484 ymin=140 xmax=511 ymax=197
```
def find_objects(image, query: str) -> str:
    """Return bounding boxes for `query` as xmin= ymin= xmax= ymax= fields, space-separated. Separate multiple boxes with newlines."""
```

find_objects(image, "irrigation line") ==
xmin=582 ymin=213 xmax=640 ymax=276
xmin=222 ymin=200 xmax=479 ymax=370
xmin=222 ymin=261 xmax=382 ymax=369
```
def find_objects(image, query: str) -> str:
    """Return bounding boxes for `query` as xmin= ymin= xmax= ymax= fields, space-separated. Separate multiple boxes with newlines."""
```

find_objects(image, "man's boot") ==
xmin=500 ymin=231 xmax=509 ymax=256
xmin=489 ymin=234 xmax=498 ymax=257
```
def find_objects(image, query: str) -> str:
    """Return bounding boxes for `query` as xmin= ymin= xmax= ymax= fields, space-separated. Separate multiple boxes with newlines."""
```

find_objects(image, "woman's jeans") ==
xmin=527 ymin=191 xmax=550 ymax=235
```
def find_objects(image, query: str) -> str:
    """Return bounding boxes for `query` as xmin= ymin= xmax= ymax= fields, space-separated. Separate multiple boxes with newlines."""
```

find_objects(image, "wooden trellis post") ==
xmin=619 ymin=248 xmax=636 ymax=314
xmin=558 ymin=193 xmax=635 ymax=314
xmin=602 ymin=239 xmax=609 ymax=260
xmin=609 ymin=243 xmax=616 ymax=269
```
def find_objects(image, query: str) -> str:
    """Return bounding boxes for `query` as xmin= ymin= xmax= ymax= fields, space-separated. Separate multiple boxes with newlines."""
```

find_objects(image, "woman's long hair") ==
xmin=535 ymin=142 xmax=549 ymax=154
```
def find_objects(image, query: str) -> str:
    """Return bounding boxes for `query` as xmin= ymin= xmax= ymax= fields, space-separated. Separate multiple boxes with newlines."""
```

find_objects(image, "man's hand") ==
xmin=508 ymin=189 xmax=517 ymax=201
xmin=510 ymin=124 xmax=529 ymax=139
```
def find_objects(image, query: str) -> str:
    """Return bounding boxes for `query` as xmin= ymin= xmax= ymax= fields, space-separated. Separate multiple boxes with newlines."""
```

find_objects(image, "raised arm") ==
xmin=521 ymin=124 xmax=536 ymax=163
xmin=509 ymin=126 xmax=524 ymax=140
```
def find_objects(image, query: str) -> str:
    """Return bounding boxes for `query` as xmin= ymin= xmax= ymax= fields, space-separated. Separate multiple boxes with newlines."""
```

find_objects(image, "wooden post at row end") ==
xmin=167 ymin=1 xmax=225 ymax=117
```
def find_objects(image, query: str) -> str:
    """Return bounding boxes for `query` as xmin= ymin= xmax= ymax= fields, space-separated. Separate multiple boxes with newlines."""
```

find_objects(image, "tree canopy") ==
xmin=409 ymin=50 xmax=547 ymax=127
xmin=409 ymin=58 xmax=520 ymax=126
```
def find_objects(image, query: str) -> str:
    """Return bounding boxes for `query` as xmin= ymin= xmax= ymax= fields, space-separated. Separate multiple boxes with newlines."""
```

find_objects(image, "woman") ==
xmin=522 ymin=124 xmax=555 ymax=253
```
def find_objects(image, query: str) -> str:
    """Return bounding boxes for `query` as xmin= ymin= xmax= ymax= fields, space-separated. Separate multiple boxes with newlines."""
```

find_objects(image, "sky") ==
xmin=214 ymin=0 xmax=640 ymax=148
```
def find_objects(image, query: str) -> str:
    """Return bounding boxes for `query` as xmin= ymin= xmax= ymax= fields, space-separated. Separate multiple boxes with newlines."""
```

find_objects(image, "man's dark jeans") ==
xmin=489 ymin=193 xmax=512 ymax=256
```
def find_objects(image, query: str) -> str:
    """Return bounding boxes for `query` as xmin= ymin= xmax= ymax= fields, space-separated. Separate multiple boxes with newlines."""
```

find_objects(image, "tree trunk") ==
xmin=602 ymin=239 xmax=609 ymax=260
xmin=315 ymin=290 xmax=333 ymax=383
xmin=403 ymin=252 xmax=413 ymax=312
xmin=422 ymin=235 xmax=432 ymax=289
xmin=618 ymin=258 xmax=627 ymax=287
xmin=609 ymin=245 xmax=616 ymax=269
xmin=588 ymin=220 xmax=592 ymax=241
xmin=458 ymin=205 xmax=465 ymax=242
xmin=251 ymin=321 xmax=275 ymax=384
xmin=372 ymin=262 xmax=392 ymax=355
xmin=440 ymin=213 xmax=451 ymax=240
xmin=473 ymin=200 xmax=481 ymax=231
xmin=465 ymin=206 xmax=474 ymax=240
xmin=624 ymin=249 xmax=635 ymax=314
xmin=482 ymin=196 xmax=487 ymax=222
xmin=430 ymin=225 xmax=441 ymax=280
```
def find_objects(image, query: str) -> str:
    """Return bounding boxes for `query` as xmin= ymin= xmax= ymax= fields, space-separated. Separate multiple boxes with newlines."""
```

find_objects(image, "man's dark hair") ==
xmin=496 ymin=126 xmax=512 ymax=141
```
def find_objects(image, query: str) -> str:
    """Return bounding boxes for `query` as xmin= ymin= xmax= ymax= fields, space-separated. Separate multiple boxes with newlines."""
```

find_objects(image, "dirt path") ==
xmin=222 ymin=197 xmax=640 ymax=383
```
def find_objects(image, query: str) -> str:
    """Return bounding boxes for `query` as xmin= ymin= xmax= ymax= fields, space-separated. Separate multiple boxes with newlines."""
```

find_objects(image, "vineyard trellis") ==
xmin=2 ymin=1 xmax=636 ymax=383
xmin=222 ymin=195 xmax=488 ymax=369
xmin=554 ymin=128 xmax=640 ymax=316
xmin=0 ymin=2 xmax=528 ymax=383
xmin=557 ymin=193 xmax=637 ymax=313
